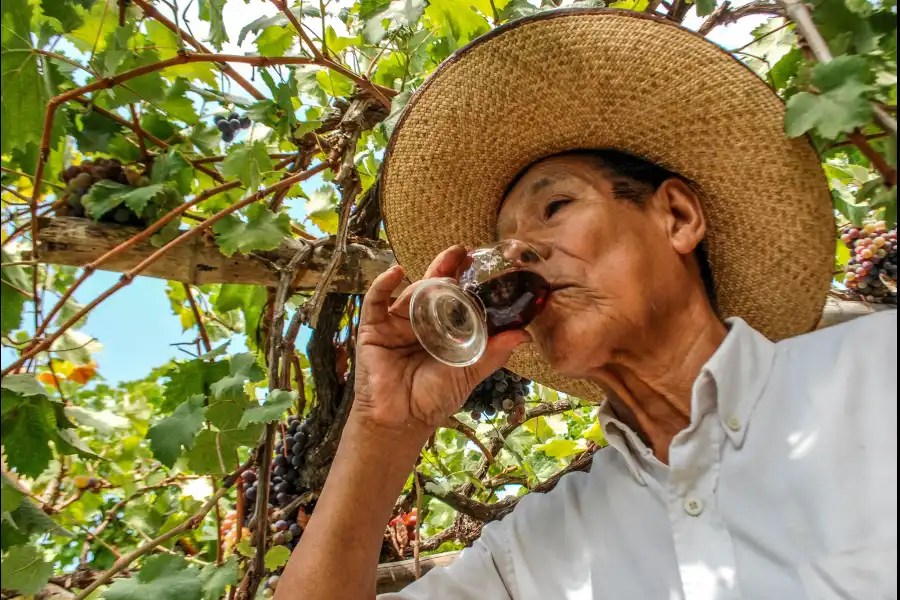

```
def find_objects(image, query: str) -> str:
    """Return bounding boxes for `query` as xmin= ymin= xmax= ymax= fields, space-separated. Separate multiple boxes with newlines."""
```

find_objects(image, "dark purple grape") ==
xmin=288 ymin=420 xmax=299 ymax=434
xmin=214 ymin=115 xmax=226 ymax=123
xmin=274 ymin=466 xmax=287 ymax=477
xmin=216 ymin=119 xmax=231 ymax=133
xmin=228 ymin=112 xmax=238 ymax=121
xmin=276 ymin=493 xmax=289 ymax=505
xmin=284 ymin=470 xmax=298 ymax=482
xmin=229 ymin=118 xmax=242 ymax=131
xmin=284 ymin=437 xmax=295 ymax=451
xmin=222 ymin=130 xmax=235 ymax=143
xmin=274 ymin=454 xmax=288 ymax=467
xmin=289 ymin=523 xmax=302 ymax=537
xmin=495 ymin=380 xmax=508 ymax=393
xmin=293 ymin=431 xmax=306 ymax=444
xmin=272 ymin=531 xmax=285 ymax=545
xmin=275 ymin=481 xmax=291 ymax=494
xmin=291 ymin=455 xmax=303 ymax=468
xmin=274 ymin=519 xmax=289 ymax=531
xmin=240 ymin=116 xmax=251 ymax=129
xmin=245 ymin=486 xmax=257 ymax=501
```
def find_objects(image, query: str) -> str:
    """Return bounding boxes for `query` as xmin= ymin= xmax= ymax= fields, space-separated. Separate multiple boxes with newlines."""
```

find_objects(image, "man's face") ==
xmin=497 ymin=154 xmax=703 ymax=377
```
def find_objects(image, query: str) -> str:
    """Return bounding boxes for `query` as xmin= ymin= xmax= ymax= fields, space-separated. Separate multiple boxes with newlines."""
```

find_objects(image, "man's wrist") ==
xmin=344 ymin=409 xmax=432 ymax=459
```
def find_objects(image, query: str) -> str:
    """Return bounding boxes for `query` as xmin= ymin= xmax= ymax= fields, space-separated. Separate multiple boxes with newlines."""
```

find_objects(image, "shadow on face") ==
xmin=496 ymin=150 xmax=714 ymax=377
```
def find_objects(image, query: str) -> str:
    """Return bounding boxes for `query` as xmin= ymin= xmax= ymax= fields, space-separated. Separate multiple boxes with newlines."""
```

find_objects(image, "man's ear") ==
xmin=655 ymin=179 xmax=706 ymax=256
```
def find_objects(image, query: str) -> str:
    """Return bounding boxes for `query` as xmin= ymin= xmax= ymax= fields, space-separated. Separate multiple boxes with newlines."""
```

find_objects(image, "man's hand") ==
xmin=353 ymin=246 xmax=532 ymax=438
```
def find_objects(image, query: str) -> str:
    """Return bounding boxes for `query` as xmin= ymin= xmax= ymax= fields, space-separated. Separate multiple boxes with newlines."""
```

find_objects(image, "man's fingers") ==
xmin=465 ymin=329 xmax=532 ymax=384
xmin=388 ymin=246 xmax=468 ymax=318
xmin=361 ymin=265 xmax=406 ymax=325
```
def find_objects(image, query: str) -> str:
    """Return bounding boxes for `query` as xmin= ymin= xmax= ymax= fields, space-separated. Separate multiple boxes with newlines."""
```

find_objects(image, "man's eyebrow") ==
xmin=529 ymin=177 xmax=557 ymax=195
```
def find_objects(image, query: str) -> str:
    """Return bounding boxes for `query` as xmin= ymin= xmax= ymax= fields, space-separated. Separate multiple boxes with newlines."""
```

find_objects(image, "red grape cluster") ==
xmin=840 ymin=219 xmax=897 ymax=305
xmin=463 ymin=369 xmax=530 ymax=425
xmin=58 ymin=158 xmax=146 ymax=224
xmin=214 ymin=112 xmax=251 ymax=143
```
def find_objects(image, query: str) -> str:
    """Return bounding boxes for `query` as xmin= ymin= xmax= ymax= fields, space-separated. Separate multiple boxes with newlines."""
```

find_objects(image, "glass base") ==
xmin=409 ymin=278 xmax=487 ymax=367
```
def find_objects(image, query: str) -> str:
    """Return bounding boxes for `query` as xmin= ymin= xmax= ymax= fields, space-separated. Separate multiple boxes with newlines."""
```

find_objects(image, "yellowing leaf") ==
xmin=583 ymin=421 xmax=606 ymax=445
xmin=256 ymin=25 xmax=295 ymax=56
xmin=536 ymin=438 xmax=584 ymax=459
xmin=264 ymin=545 xmax=291 ymax=570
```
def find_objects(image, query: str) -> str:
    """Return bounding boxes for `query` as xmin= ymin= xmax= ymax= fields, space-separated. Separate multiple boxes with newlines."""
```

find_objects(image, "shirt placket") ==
xmin=666 ymin=390 xmax=741 ymax=600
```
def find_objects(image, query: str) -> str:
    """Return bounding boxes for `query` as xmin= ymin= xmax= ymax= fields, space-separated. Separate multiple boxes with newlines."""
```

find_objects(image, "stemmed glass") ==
xmin=409 ymin=240 xmax=550 ymax=367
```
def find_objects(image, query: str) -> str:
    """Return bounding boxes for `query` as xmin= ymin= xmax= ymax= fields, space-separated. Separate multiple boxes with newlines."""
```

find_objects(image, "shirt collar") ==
xmin=596 ymin=317 xmax=777 ymax=479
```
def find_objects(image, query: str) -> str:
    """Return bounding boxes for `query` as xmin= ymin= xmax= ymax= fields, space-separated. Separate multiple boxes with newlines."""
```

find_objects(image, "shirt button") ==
xmin=726 ymin=417 xmax=741 ymax=432
xmin=684 ymin=498 xmax=704 ymax=516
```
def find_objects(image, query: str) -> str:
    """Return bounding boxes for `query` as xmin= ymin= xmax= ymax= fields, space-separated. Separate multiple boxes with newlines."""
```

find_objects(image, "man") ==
xmin=277 ymin=9 xmax=898 ymax=599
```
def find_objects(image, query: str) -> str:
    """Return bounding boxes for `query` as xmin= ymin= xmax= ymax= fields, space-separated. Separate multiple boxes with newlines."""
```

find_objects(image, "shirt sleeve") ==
xmin=377 ymin=523 xmax=513 ymax=600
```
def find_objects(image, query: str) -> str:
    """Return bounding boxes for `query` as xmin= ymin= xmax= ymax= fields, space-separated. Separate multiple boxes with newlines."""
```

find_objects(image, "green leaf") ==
xmin=363 ymin=0 xmax=426 ymax=43
xmin=145 ymin=20 xmax=218 ymax=86
xmin=1 ymin=374 xmax=49 ymax=398
xmin=1 ymin=0 xmax=47 ymax=154
xmin=213 ymin=203 xmax=291 ymax=257
xmin=186 ymin=424 xmax=263 ymax=474
xmin=215 ymin=284 xmax=267 ymax=348
xmin=151 ymin=149 xmax=193 ymax=195
xmin=104 ymin=554 xmax=203 ymax=600
xmin=1 ymin=394 xmax=58 ymax=477
xmin=71 ymin=108 xmax=126 ymax=153
xmin=536 ymin=438 xmax=582 ymax=459
xmin=0 ymin=473 xmax=24 ymax=516
xmin=582 ymin=421 xmax=607 ymax=445
xmin=325 ymin=26 xmax=362 ymax=54
xmin=239 ymin=390 xmax=297 ymax=427
xmin=219 ymin=141 xmax=274 ymax=190
xmin=306 ymin=186 xmax=340 ymax=234
xmin=81 ymin=180 xmax=168 ymax=219
xmin=41 ymin=0 xmax=83 ymax=32
xmin=695 ymin=0 xmax=717 ymax=16
xmin=200 ymin=556 xmax=238 ymax=600
xmin=264 ymin=545 xmax=291 ymax=570
xmin=162 ymin=359 xmax=230 ymax=412
xmin=190 ymin=124 xmax=222 ymax=156
xmin=316 ymin=69 xmax=355 ymax=98
xmin=210 ymin=353 xmax=265 ymax=401
xmin=64 ymin=405 xmax=131 ymax=434
xmin=256 ymin=25 xmax=295 ymax=56
xmin=160 ymin=78 xmax=199 ymax=125
xmin=811 ymin=55 xmax=873 ymax=92
xmin=0 ymin=249 xmax=30 ymax=336
xmin=235 ymin=539 xmax=254 ymax=558
xmin=425 ymin=0 xmax=490 ymax=47
xmin=237 ymin=6 xmax=321 ymax=46
xmin=784 ymin=81 xmax=874 ymax=139
xmin=198 ymin=0 xmax=229 ymax=50
xmin=0 ymin=544 xmax=52 ymax=595
xmin=1 ymin=494 xmax=72 ymax=550
xmin=146 ymin=395 xmax=207 ymax=467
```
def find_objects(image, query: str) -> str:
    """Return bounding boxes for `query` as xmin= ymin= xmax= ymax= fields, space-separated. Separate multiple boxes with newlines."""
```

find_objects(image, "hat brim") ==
xmin=380 ymin=8 xmax=834 ymax=401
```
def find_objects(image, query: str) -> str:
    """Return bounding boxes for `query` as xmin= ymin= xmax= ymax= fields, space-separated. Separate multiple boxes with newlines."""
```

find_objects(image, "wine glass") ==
xmin=409 ymin=240 xmax=550 ymax=367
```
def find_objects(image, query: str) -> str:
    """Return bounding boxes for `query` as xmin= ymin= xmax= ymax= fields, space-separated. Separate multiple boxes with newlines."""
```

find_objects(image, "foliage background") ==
xmin=0 ymin=0 xmax=896 ymax=597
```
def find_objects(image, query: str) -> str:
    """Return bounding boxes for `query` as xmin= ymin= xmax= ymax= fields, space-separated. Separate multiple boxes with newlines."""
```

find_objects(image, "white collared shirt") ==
xmin=379 ymin=311 xmax=898 ymax=600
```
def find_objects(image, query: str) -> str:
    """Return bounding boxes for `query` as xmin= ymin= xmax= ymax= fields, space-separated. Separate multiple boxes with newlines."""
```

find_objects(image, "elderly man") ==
xmin=276 ymin=9 xmax=898 ymax=600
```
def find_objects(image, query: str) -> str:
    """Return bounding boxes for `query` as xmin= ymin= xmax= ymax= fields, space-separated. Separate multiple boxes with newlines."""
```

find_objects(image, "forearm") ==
xmin=276 ymin=413 xmax=429 ymax=600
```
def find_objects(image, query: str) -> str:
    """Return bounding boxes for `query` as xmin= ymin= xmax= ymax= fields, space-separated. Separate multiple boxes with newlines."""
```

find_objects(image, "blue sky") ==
xmin=1 ymin=1 xmax=766 ymax=384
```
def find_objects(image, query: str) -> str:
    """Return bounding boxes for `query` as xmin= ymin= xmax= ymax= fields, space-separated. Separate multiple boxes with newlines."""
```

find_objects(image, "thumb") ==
xmin=465 ymin=329 xmax=532 ymax=384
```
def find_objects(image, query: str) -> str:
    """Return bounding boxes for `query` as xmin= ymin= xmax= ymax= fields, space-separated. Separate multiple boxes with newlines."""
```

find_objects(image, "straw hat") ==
xmin=379 ymin=8 xmax=834 ymax=401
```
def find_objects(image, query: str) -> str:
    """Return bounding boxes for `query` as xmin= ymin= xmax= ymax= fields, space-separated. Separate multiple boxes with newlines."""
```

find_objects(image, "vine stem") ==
xmin=183 ymin=284 xmax=212 ymax=353
xmin=776 ymin=0 xmax=897 ymax=137
xmin=3 ymin=163 xmax=327 ymax=377
xmin=72 ymin=483 xmax=233 ymax=600
xmin=19 ymin=155 xmax=295 ymax=356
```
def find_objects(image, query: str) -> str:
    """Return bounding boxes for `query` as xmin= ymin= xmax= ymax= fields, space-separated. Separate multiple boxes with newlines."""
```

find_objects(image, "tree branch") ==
xmin=698 ymin=0 xmax=783 ymax=35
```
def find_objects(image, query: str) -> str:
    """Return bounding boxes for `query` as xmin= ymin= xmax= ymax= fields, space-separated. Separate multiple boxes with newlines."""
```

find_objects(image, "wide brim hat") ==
xmin=379 ymin=8 xmax=834 ymax=401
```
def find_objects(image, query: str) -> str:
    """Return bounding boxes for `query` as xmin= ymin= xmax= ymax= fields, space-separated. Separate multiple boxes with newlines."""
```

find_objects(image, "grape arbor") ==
xmin=0 ymin=0 xmax=896 ymax=598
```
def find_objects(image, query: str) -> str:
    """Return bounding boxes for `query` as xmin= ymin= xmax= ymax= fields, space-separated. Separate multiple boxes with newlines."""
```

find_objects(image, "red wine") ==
xmin=465 ymin=270 xmax=550 ymax=337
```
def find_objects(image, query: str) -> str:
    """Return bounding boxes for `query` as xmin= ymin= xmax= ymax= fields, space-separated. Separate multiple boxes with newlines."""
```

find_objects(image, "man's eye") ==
xmin=545 ymin=199 xmax=572 ymax=219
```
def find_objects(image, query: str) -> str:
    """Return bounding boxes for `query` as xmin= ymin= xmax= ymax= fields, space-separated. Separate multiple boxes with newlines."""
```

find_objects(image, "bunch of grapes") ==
xmin=840 ymin=219 xmax=897 ymax=305
xmin=219 ymin=508 xmax=251 ymax=555
xmin=214 ymin=112 xmax=252 ymax=143
xmin=58 ymin=158 xmax=147 ymax=225
xmin=463 ymin=369 xmax=531 ymax=425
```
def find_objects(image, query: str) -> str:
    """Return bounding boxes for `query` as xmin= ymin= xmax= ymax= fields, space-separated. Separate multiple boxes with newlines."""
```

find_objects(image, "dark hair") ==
xmin=506 ymin=149 xmax=718 ymax=311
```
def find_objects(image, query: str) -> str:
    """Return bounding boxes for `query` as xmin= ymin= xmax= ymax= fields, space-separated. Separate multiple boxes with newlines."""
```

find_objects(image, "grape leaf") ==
xmin=81 ymin=180 xmax=169 ymax=219
xmin=536 ymin=438 xmax=583 ymax=459
xmin=162 ymin=359 xmax=230 ymax=412
xmin=1 ymin=395 xmax=58 ymax=477
xmin=325 ymin=26 xmax=363 ymax=54
xmin=71 ymin=108 xmax=127 ymax=153
xmin=0 ymin=473 xmax=23 ymax=516
xmin=1 ymin=0 xmax=48 ymax=154
xmin=256 ymin=25 xmax=295 ymax=56
xmin=695 ymin=0 xmax=717 ymax=16
xmin=582 ymin=421 xmax=607 ymax=445
xmin=105 ymin=49 xmax=167 ymax=109
xmin=264 ymin=545 xmax=291 ymax=570
xmin=200 ymin=556 xmax=238 ymax=600
xmin=189 ymin=124 xmax=222 ymax=156
xmin=1 ymin=374 xmax=49 ymax=399
xmin=215 ymin=284 xmax=267 ymax=349
xmin=0 ymin=544 xmax=52 ymax=595
xmin=151 ymin=149 xmax=193 ymax=195
xmin=306 ymin=186 xmax=340 ymax=234
xmin=784 ymin=80 xmax=874 ymax=139
xmin=64 ymin=406 xmax=131 ymax=434
xmin=811 ymin=55 xmax=874 ymax=92
xmin=198 ymin=0 xmax=229 ymax=50
xmin=363 ymin=0 xmax=426 ymax=43
xmin=146 ymin=395 xmax=207 ymax=467
xmin=239 ymin=390 xmax=297 ymax=427
xmin=316 ymin=69 xmax=355 ymax=98
xmin=210 ymin=353 xmax=265 ymax=401
xmin=104 ymin=554 xmax=203 ymax=600
xmin=145 ymin=21 xmax=218 ymax=86
xmin=160 ymin=78 xmax=199 ymax=125
xmin=187 ymin=425 xmax=263 ymax=474
xmin=425 ymin=0 xmax=490 ymax=47
xmin=237 ymin=6 xmax=321 ymax=45
xmin=219 ymin=141 xmax=274 ymax=190
xmin=0 ymin=250 xmax=29 ymax=336
xmin=40 ymin=0 xmax=83 ymax=32
xmin=213 ymin=204 xmax=291 ymax=257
